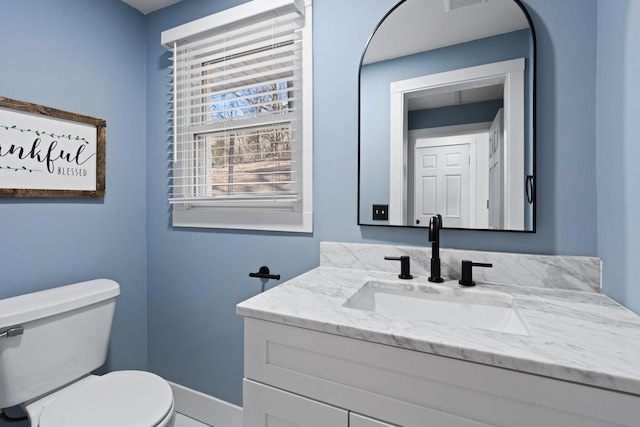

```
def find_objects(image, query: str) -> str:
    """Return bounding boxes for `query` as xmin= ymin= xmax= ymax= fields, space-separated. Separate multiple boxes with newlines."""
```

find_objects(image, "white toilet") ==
xmin=0 ymin=279 xmax=175 ymax=427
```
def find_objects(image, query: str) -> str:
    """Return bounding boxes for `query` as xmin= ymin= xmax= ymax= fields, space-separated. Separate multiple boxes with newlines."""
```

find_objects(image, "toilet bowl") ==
xmin=0 ymin=279 xmax=175 ymax=427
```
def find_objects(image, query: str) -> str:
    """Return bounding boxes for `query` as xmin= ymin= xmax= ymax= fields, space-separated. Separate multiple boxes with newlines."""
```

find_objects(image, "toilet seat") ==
xmin=38 ymin=371 xmax=174 ymax=427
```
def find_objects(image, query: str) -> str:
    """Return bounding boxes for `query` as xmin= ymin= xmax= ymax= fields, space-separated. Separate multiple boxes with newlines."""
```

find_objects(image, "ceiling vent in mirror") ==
xmin=445 ymin=0 xmax=487 ymax=12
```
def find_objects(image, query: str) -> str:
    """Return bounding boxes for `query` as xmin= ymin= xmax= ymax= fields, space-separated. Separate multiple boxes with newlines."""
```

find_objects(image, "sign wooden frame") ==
xmin=0 ymin=97 xmax=106 ymax=198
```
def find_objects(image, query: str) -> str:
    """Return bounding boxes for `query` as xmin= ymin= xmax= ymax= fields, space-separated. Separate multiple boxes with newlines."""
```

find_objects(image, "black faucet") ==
xmin=428 ymin=214 xmax=444 ymax=283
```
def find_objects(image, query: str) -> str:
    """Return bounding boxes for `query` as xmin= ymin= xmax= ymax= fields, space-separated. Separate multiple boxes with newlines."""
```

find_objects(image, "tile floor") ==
xmin=175 ymin=413 xmax=211 ymax=427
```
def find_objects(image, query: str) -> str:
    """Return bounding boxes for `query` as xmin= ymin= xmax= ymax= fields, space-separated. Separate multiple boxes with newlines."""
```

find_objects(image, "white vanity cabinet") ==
xmin=242 ymin=318 xmax=640 ymax=427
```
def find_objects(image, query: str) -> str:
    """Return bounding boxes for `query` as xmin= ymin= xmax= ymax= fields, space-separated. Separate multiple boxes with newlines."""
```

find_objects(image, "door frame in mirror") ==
xmin=389 ymin=59 xmax=525 ymax=229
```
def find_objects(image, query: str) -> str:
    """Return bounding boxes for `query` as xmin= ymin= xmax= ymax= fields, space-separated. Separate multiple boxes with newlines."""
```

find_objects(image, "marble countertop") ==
xmin=237 ymin=265 xmax=640 ymax=396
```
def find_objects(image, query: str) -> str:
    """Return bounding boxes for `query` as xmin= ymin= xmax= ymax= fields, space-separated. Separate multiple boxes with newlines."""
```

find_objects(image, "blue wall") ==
xmin=0 ymin=0 xmax=148 ymax=378
xmin=596 ymin=0 xmax=640 ymax=314
xmin=1 ymin=0 xmax=624 ymax=414
xmin=408 ymin=100 xmax=504 ymax=130
xmin=0 ymin=1 xmax=147 ymax=422
xmin=145 ymin=0 xmax=600 ymax=407
xmin=145 ymin=0 xmax=257 ymax=408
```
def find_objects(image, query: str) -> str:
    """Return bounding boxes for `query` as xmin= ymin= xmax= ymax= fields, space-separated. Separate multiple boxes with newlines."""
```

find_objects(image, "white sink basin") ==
xmin=344 ymin=281 xmax=530 ymax=336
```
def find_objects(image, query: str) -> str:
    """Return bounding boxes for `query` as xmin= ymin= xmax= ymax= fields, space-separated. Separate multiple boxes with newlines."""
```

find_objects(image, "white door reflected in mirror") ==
xmin=414 ymin=141 xmax=471 ymax=228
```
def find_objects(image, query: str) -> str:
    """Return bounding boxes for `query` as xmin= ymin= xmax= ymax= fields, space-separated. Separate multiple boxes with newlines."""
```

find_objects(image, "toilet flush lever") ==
xmin=0 ymin=326 xmax=24 ymax=339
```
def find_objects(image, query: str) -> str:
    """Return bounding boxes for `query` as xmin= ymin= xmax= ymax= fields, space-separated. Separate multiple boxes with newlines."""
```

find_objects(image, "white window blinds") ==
xmin=165 ymin=0 xmax=306 ymax=205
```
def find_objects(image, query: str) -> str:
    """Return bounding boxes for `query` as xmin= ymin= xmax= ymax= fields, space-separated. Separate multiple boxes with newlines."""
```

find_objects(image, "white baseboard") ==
xmin=168 ymin=381 xmax=243 ymax=427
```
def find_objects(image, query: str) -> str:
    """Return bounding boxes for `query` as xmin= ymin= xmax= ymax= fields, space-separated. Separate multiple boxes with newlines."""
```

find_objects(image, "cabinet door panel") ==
xmin=243 ymin=379 xmax=348 ymax=427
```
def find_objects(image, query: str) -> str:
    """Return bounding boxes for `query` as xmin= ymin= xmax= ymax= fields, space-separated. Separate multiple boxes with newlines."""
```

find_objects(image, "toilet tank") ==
xmin=0 ymin=279 xmax=120 ymax=409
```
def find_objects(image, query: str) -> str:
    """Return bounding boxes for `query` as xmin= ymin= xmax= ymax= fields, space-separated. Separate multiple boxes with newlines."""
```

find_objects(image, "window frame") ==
xmin=162 ymin=0 xmax=313 ymax=233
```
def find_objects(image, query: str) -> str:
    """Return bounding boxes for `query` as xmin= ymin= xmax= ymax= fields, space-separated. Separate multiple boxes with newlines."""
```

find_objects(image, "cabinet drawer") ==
xmin=350 ymin=413 xmax=398 ymax=427
xmin=243 ymin=379 xmax=348 ymax=427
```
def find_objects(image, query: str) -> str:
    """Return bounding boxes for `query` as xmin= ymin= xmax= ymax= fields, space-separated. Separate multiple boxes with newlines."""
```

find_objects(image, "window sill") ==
xmin=172 ymin=204 xmax=313 ymax=233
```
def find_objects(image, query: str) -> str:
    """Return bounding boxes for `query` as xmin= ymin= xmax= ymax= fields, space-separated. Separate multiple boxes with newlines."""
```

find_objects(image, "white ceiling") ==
xmin=407 ymin=84 xmax=504 ymax=111
xmin=121 ymin=0 xmax=183 ymax=14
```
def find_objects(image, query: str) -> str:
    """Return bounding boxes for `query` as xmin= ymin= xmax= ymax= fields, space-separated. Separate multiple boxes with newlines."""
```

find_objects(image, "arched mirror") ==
xmin=358 ymin=0 xmax=535 ymax=231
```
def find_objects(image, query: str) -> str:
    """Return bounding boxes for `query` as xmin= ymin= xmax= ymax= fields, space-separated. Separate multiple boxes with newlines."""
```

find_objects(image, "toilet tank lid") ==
xmin=0 ymin=279 xmax=120 ymax=329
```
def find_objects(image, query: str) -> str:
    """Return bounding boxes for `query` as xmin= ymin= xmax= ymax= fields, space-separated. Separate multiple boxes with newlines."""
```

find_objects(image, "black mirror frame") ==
xmin=356 ymin=0 xmax=537 ymax=233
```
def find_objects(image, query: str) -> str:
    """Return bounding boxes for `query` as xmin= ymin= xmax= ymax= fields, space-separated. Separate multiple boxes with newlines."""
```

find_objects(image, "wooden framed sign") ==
xmin=0 ymin=97 xmax=105 ymax=198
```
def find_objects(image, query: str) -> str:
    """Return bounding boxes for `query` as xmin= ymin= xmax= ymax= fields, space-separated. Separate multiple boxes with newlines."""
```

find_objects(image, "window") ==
xmin=162 ymin=0 xmax=313 ymax=232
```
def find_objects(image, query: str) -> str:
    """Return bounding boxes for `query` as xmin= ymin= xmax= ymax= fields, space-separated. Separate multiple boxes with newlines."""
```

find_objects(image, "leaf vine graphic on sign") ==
xmin=0 ymin=124 xmax=90 ymax=144
xmin=0 ymin=165 xmax=41 ymax=172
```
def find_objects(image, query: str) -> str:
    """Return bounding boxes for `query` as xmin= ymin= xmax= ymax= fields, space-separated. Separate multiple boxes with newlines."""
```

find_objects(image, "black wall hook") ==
xmin=249 ymin=266 xmax=281 ymax=280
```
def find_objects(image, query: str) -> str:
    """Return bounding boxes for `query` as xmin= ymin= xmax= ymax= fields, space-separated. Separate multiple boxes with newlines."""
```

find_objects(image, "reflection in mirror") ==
xmin=359 ymin=0 xmax=535 ymax=231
